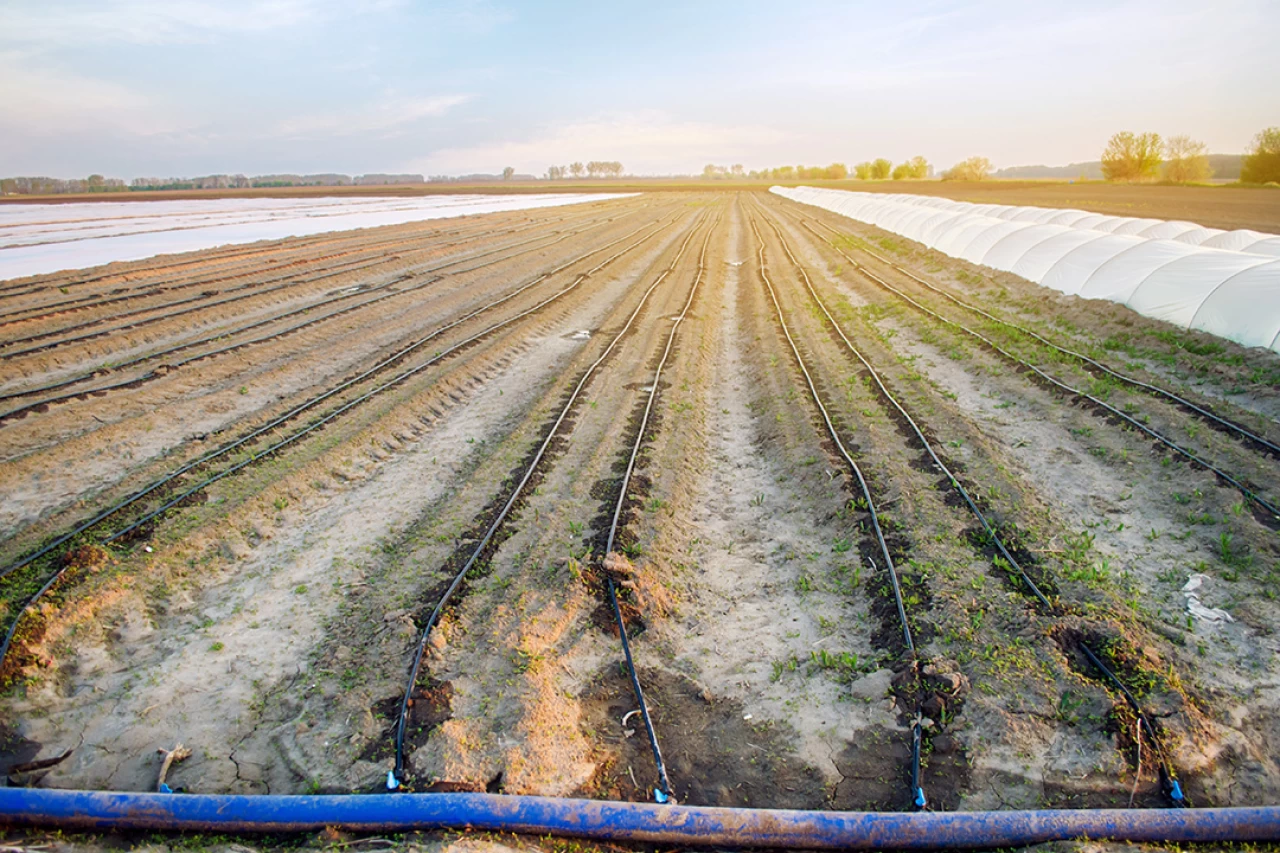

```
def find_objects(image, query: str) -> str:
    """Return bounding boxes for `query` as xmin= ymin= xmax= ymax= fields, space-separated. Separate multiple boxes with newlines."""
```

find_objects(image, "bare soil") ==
xmin=2 ymin=190 xmax=1279 ymax=851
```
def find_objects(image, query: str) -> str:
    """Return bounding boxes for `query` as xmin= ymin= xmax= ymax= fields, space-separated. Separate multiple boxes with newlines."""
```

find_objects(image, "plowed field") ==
xmin=3 ymin=192 xmax=1278 ymax=822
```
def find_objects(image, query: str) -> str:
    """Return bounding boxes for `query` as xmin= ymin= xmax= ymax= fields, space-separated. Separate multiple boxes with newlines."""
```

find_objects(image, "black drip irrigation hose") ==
xmin=0 ymin=212 xmax=623 ymax=417
xmin=0 ymin=272 xmax=423 ymax=419
xmin=0 ymin=254 xmax=393 ymax=350
xmin=749 ymin=216 xmax=926 ymax=811
xmin=762 ymin=219 xmax=1053 ymax=610
xmin=0 ymin=214 xmax=687 ymax=669
xmin=0 ymin=257 xmax=384 ymax=359
xmin=791 ymin=219 xmax=1279 ymax=522
xmin=598 ymin=214 xmax=721 ymax=804
xmin=761 ymin=212 xmax=1188 ymax=807
xmin=390 ymin=212 xmax=710 ymax=790
xmin=804 ymin=218 xmax=1280 ymax=458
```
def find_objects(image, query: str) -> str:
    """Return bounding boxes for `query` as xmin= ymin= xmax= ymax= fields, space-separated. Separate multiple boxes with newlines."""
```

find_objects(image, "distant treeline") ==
xmin=701 ymin=163 xmax=853 ymax=180
xmin=430 ymin=172 xmax=539 ymax=182
xmin=0 ymin=173 xmax=426 ymax=195
xmin=995 ymin=155 xmax=1243 ymax=181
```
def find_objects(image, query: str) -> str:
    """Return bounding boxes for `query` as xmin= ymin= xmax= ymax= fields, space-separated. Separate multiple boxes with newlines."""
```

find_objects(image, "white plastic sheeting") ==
xmin=772 ymin=186 xmax=1280 ymax=353
xmin=0 ymin=193 xmax=636 ymax=281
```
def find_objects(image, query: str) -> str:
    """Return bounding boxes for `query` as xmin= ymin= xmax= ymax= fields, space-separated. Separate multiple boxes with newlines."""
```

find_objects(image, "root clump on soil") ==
xmin=602 ymin=551 xmax=673 ymax=626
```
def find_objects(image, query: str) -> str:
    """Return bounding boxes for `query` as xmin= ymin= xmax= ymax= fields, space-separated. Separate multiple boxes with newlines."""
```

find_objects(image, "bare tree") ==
xmin=731 ymin=164 xmax=744 ymax=178
xmin=502 ymin=166 xmax=515 ymax=181
xmin=569 ymin=162 xmax=584 ymax=178
xmin=1101 ymin=132 xmax=1163 ymax=182
xmin=1163 ymin=136 xmax=1212 ymax=183
xmin=942 ymin=156 xmax=993 ymax=181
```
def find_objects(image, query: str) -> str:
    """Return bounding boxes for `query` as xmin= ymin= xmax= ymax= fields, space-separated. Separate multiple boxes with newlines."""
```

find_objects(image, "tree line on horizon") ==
xmin=0 ymin=173 xmax=426 ymax=195
xmin=1100 ymin=127 xmax=1280 ymax=184
xmin=692 ymin=126 xmax=1279 ymax=185
xmin=697 ymin=156 xmax=987 ymax=181
xmin=544 ymin=161 xmax=625 ymax=179
xmin=5 ymin=127 xmax=1277 ymax=196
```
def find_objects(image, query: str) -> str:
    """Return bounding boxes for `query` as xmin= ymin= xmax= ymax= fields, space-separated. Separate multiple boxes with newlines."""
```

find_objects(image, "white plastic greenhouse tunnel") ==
xmin=0 ymin=193 xmax=636 ymax=281
xmin=771 ymin=186 xmax=1280 ymax=354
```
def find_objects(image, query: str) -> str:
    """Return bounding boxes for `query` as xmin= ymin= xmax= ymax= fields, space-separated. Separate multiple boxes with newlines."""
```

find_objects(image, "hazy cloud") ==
xmin=271 ymin=94 xmax=472 ymax=139
xmin=416 ymin=111 xmax=797 ymax=176
xmin=0 ymin=51 xmax=184 ymax=137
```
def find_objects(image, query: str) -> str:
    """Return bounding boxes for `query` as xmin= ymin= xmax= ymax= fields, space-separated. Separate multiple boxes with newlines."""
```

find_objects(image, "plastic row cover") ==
xmin=0 ymin=194 xmax=638 ymax=281
xmin=772 ymin=186 xmax=1280 ymax=353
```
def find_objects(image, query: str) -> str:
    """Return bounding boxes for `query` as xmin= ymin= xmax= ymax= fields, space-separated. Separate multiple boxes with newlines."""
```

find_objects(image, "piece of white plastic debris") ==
xmin=386 ymin=770 xmax=399 ymax=790
xmin=144 ymin=546 xmax=153 ymax=553
xmin=1182 ymin=573 xmax=1234 ymax=623
xmin=1187 ymin=598 xmax=1234 ymax=623
xmin=743 ymin=713 xmax=753 ymax=721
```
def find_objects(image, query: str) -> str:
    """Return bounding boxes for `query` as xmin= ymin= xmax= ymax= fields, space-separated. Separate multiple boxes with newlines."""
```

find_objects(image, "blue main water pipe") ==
xmin=2 ymin=790 xmax=1278 ymax=848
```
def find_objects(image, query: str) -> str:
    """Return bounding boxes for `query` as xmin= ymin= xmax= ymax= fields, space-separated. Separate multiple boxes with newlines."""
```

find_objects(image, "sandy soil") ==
xmin=2 ymin=190 xmax=1279 ymax=851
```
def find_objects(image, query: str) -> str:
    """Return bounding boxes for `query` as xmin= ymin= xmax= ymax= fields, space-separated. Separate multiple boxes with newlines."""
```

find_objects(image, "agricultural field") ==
xmin=1 ymin=190 xmax=1279 ymax=829
xmin=10 ymin=180 xmax=1278 ymax=235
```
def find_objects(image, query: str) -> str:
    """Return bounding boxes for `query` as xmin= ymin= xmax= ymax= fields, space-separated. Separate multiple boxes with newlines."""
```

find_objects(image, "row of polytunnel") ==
xmin=772 ymin=186 xmax=1280 ymax=353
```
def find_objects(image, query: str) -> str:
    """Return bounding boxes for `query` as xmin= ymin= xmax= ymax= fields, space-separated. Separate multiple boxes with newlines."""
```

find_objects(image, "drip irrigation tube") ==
xmin=761 ymin=211 xmax=1186 ymax=806
xmin=802 ymin=218 xmax=1280 ymax=457
xmin=3 ymin=789 xmax=1276 ymax=847
xmin=598 ymin=214 xmax=720 ymax=802
xmin=0 ymin=255 xmax=392 ymax=355
xmin=391 ymin=212 xmax=707 ymax=786
xmin=750 ymin=216 xmax=925 ymax=810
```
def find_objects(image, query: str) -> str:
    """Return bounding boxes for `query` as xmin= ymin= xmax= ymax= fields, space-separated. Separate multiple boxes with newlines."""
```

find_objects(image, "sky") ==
xmin=2 ymin=0 xmax=1278 ymax=179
